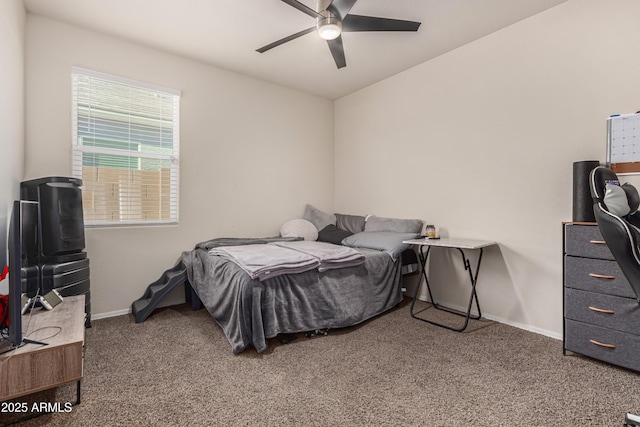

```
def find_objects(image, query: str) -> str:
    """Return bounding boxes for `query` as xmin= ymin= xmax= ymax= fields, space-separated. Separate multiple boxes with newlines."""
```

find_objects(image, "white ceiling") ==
xmin=23 ymin=0 xmax=567 ymax=100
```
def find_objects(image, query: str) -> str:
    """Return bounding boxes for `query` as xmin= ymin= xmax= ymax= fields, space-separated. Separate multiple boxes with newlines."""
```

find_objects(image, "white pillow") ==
xmin=604 ymin=184 xmax=630 ymax=217
xmin=280 ymin=219 xmax=318 ymax=241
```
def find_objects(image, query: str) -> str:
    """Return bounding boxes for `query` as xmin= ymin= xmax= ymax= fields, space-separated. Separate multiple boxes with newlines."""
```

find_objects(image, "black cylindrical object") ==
xmin=20 ymin=177 xmax=86 ymax=264
xmin=573 ymin=160 xmax=600 ymax=222
xmin=20 ymin=176 xmax=91 ymax=325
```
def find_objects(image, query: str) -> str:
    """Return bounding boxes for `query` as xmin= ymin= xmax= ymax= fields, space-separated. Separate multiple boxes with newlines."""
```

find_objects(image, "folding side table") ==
xmin=403 ymin=237 xmax=497 ymax=332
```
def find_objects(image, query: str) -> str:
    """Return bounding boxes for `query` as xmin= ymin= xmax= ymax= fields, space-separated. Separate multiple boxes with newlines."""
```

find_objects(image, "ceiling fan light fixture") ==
xmin=317 ymin=16 xmax=342 ymax=40
xmin=256 ymin=0 xmax=422 ymax=69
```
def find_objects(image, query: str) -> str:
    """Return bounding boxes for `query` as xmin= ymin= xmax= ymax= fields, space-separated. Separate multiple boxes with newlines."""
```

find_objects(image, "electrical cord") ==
xmin=22 ymin=288 xmax=41 ymax=337
xmin=25 ymin=326 xmax=62 ymax=342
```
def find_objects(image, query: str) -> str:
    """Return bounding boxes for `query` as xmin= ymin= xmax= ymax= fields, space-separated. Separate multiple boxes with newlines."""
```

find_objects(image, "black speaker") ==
xmin=573 ymin=161 xmax=600 ymax=222
xmin=21 ymin=177 xmax=86 ymax=264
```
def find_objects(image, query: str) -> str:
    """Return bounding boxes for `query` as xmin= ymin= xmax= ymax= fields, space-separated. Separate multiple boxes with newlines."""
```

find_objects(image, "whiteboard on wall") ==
xmin=608 ymin=113 xmax=640 ymax=174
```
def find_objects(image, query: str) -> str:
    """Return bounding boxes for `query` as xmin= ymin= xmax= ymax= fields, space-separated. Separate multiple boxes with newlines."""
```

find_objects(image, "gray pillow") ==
xmin=364 ymin=215 xmax=423 ymax=234
xmin=335 ymin=213 xmax=366 ymax=233
xmin=604 ymin=184 xmax=630 ymax=217
xmin=303 ymin=204 xmax=335 ymax=230
xmin=317 ymin=224 xmax=353 ymax=245
xmin=342 ymin=231 xmax=419 ymax=260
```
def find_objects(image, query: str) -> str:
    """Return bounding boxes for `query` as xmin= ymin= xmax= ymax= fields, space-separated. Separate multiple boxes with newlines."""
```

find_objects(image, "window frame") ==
xmin=71 ymin=67 xmax=181 ymax=227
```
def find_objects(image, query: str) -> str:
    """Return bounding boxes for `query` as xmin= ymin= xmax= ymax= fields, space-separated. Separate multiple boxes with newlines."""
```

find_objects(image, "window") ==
xmin=71 ymin=67 xmax=180 ymax=226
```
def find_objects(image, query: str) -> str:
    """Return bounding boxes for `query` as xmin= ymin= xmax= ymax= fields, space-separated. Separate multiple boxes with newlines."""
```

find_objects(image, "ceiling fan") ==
xmin=256 ymin=0 xmax=421 ymax=69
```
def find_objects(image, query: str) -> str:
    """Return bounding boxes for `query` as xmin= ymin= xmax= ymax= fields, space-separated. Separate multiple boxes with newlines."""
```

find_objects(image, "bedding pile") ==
xmin=272 ymin=240 xmax=365 ymax=272
xmin=209 ymin=240 xmax=365 ymax=280
xmin=209 ymin=244 xmax=319 ymax=281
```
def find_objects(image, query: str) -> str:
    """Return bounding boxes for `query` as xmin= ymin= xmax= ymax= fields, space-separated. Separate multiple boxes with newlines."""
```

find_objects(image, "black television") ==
xmin=1 ymin=201 xmax=25 ymax=352
xmin=1 ymin=200 xmax=43 ymax=353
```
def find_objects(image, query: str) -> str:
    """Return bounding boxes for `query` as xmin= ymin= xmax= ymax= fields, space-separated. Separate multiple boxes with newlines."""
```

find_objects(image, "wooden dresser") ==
xmin=563 ymin=222 xmax=640 ymax=371
xmin=0 ymin=295 xmax=85 ymax=402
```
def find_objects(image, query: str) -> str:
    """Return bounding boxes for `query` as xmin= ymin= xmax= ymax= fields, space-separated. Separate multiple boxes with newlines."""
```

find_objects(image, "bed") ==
xmin=181 ymin=206 xmax=422 ymax=354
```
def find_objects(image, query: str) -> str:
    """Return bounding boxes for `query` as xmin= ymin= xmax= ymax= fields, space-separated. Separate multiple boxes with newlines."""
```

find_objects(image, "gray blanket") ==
xmin=209 ymin=243 xmax=320 ymax=281
xmin=272 ymin=240 xmax=365 ymax=271
xmin=182 ymin=237 xmax=402 ymax=354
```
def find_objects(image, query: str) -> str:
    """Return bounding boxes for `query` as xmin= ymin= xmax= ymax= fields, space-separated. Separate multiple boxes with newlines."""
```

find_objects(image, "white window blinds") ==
xmin=71 ymin=67 xmax=180 ymax=226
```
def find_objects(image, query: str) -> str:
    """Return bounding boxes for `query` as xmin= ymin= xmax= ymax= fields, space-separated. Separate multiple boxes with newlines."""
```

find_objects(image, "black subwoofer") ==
xmin=21 ymin=177 xmax=86 ymax=264
xmin=573 ymin=160 xmax=600 ymax=223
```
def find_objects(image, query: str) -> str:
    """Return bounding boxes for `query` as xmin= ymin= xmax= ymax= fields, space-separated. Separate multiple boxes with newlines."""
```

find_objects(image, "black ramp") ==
xmin=131 ymin=261 xmax=189 ymax=323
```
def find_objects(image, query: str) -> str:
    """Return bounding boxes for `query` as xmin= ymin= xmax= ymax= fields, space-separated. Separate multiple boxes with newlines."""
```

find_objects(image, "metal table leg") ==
xmin=76 ymin=380 xmax=81 ymax=405
xmin=410 ymin=245 xmax=484 ymax=332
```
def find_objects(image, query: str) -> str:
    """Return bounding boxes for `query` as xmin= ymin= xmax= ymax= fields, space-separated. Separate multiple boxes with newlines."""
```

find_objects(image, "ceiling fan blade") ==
xmin=326 ymin=0 xmax=358 ymax=19
xmin=327 ymin=36 xmax=346 ymax=69
xmin=342 ymin=14 xmax=421 ymax=32
xmin=256 ymin=27 xmax=316 ymax=53
xmin=281 ymin=0 xmax=324 ymax=19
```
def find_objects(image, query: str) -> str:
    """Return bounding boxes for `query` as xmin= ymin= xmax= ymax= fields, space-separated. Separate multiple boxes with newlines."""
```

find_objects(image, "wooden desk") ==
xmin=0 ymin=295 xmax=85 ymax=402
xmin=403 ymin=238 xmax=497 ymax=332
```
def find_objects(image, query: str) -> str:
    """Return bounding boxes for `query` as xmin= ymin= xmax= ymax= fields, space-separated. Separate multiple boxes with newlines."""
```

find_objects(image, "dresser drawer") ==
xmin=564 ymin=256 xmax=636 ymax=298
xmin=564 ymin=288 xmax=640 ymax=334
xmin=564 ymin=225 xmax=614 ymax=260
xmin=565 ymin=319 xmax=640 ymax=372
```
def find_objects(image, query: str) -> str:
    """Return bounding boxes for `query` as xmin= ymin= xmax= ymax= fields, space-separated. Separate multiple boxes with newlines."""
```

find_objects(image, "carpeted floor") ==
xmin=3 ymin=297 xmax=639 ymax=426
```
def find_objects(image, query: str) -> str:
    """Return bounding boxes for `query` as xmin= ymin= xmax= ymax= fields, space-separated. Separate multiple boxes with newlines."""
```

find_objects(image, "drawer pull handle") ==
xmin=589 ymin=240 xmax=607 ymax=245
xmin=588 ymin=273 xmax=615 ymax=280
xmin=588 ymin=306 xmax=615 ymax=315
xmin=589 ymin=339 xmax=616 ymax=349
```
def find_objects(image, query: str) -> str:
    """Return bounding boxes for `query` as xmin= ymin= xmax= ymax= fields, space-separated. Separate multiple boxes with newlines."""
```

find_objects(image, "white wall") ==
xmin=334 ymin=0 xmax=640 ymax=337
xmin=22 ymin=0 xmax=640 ymax=337
xmin=0 ymin=0 xmax=25 ymax=292
xmin=25 ymin=16 xmax=334 ymax=315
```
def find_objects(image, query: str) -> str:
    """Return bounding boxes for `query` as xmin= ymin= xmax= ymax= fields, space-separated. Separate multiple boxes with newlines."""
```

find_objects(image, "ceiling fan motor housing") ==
xmin=316 ymin=1 xmax=342 ymax=40
xmin=317 ymin=0 xmax=334 ymax=14
xmin=317 ymin=14 xmax=342 ymax=40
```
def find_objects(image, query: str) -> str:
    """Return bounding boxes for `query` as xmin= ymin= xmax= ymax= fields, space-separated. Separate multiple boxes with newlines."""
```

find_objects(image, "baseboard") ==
xmin=92 ymin=308 xmax=130 ymax=320
xmin=91 ymin=297 xmax=185 ymax=321
xmin=407 ymin=293 xmax=562 ymax=341
xmin=481 ymin=312 xmax=562 ymax=341
xmin=96 ymin=294 xmax=563 ymax=342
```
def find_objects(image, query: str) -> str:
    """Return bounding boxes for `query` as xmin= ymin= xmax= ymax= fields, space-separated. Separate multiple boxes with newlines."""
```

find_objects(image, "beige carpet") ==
xmin=3 ymin=298 xmax=640 ymax=426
